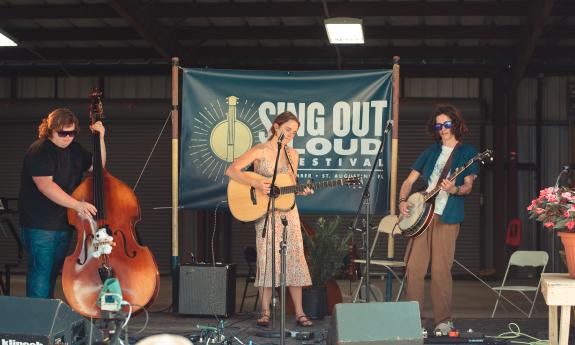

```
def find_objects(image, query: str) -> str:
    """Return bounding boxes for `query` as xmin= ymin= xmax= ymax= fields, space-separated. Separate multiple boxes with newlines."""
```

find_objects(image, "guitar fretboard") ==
xmin=279 ymin=178 xmax=348 ymax=195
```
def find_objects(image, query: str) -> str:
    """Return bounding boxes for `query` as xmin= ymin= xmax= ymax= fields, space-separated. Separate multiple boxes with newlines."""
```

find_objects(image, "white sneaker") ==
xmin=434 ymin=321 xmax=454 ymax=336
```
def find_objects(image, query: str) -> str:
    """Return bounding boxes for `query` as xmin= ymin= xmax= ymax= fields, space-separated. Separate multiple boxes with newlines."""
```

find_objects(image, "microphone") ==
xmin=277 ymin=132 xmax=285 ymax=144
xmin=561 ymin=165 xmax=575 ymax=171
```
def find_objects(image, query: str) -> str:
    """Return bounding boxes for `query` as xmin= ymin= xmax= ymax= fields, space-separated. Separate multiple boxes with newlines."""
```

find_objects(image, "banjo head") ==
xmin=398 ymin=192 xmax=427 ymax=230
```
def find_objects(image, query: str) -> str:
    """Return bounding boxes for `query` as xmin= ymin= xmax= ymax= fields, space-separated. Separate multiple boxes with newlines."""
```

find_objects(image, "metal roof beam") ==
xmin=108 ymin=0 xmax=186 ymax=58
xmin=512 ymin=0 xmax=557 ymax=85
xmin=2 ymin=46 xmax=574 ymax=61
xmin=9 ymin=25 xmax=575 ymax=42
xmin=9 ymin=25 xmax=532 ymax=41
xmin=3 ymin=2 xmax=574 ymax=20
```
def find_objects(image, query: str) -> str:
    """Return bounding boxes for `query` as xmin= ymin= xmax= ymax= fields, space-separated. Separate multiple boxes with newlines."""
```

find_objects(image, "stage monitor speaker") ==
xmin=0 ymin=296 xmax=98 ymax=345
xmin=178 ymin=263 xmax=236 ymax=317
xmin=330 ymin=302 xmax=423 ymax=345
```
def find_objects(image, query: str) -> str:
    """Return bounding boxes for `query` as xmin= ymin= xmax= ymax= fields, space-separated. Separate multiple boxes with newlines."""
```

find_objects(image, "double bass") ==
xmin=62 ymin=90 xmax=160 ymax=318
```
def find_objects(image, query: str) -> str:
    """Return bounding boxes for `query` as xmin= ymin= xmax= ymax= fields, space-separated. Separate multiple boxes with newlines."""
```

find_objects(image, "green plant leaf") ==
xmin=304 ymin=216 xmax=351 ymax=288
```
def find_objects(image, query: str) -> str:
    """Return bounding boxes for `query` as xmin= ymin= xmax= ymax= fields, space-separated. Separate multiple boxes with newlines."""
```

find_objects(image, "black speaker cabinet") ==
xmin=178 ymin=263 xmax=236 ymax=317
xmin=0 ymin=296 xmax=99 ymax=345
xmin=330 ymin=302 xmax=423 ymax=345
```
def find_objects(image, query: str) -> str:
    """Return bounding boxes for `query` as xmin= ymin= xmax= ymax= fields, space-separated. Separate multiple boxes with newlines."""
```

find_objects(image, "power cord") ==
xmin=127 ymin=303 xmax=150 ymax=335
xmin=210 ymin=200 xmax=228 ymax=323
xmin=486 ymin=323 xmax=548 ymax=345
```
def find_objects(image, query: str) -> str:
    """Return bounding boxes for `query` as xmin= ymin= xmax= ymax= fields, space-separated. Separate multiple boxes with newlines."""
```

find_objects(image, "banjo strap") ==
xmin=435 ymin=142 xmax=460 ymax=189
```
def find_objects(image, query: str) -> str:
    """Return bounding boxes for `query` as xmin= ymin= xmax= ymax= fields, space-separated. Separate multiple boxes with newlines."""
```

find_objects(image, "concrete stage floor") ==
xmin=1 ymin=275 xmax=566 ymax=344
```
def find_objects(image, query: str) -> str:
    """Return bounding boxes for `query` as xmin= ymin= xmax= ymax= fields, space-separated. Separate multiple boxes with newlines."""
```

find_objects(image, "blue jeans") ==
xmin=20 ymin=227 xmax=72 ymax=298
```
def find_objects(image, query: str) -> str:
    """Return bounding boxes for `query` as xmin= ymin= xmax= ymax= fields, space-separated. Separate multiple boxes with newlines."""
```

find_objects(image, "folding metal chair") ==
xmin=491 ymin=250 xmax=549 ymax=318
xmin=353 ymin=215 xmax=406 ymax=302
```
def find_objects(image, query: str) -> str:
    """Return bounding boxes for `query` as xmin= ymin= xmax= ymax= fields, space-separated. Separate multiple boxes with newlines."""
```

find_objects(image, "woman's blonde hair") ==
xmin=38 ymin=108 xmax=79 ymax=139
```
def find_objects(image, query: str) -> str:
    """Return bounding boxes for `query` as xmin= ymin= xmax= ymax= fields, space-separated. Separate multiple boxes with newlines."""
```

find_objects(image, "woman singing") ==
xmin=225 ymin=111 xmax=313 ymax=327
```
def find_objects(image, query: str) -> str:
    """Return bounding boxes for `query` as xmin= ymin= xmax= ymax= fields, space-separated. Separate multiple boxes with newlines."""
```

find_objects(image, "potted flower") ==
xmin=302 ymin=216 xmax=351 ymax=319
xmin=527 ymin=186 xmax=575 ymax=276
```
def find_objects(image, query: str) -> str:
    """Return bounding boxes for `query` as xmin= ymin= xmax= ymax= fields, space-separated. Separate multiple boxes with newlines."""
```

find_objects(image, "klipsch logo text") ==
xmin=1 ymin=339 xmax=44 ymax=345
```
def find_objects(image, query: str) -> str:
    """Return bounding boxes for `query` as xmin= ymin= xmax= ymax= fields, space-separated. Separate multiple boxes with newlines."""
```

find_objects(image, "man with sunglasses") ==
xmin=397 ymin=104 xmax=478 ymax=336
xmin=19 ymin=108 xmax=106 ymax=298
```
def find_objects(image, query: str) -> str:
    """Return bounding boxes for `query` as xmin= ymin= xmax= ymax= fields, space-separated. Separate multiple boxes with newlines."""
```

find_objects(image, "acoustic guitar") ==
xmin=227 ymin=171 xmax=361 ymax=222
xmin=398 ymin=149 xmax=493 ymax=238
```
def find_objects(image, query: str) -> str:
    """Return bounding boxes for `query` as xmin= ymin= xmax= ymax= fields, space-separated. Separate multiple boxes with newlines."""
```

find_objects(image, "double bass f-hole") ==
xmin=77 ymin=234 xmax=95 ymax=265
xmin=114 ymin=229 xmax=137 ymax=258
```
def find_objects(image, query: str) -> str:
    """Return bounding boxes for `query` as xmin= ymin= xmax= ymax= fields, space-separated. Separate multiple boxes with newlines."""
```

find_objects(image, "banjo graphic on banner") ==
xmin=180 ymin=68 xmax=393 ymax=214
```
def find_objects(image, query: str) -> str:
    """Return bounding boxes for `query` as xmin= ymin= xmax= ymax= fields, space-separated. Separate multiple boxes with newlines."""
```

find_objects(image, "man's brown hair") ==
xmin=38 ymin=108 xmax=80 ymax=139
xmin=426 ymin=103 xmax=468 ymax=140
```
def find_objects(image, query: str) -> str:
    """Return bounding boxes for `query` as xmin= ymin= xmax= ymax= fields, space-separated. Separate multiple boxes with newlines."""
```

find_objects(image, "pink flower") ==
xmin=528 ymin=188 xmax=575 ymax=232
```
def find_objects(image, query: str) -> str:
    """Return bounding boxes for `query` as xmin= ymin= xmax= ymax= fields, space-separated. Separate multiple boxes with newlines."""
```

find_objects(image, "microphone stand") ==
xmin=551 ymin=166 xmax=570 ymax=272
xmin=350 ymin=120 xmax=393 ymax=302
xmin=280 ymin=215 xmax=289 ymax=345
xmin=260 ymin=133 xmax=284 ymax=330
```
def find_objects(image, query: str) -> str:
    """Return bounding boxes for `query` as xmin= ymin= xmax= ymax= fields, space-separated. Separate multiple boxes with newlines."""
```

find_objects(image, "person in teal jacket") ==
xmin=398 ymin=103 xmax=478 ymax=335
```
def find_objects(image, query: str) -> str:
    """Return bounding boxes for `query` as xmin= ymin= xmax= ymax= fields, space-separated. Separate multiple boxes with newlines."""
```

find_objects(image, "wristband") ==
xmin=399 ymin=197 xmax=407 ymax=203
xmin=454 ymin=186 xmax=460 ymax=195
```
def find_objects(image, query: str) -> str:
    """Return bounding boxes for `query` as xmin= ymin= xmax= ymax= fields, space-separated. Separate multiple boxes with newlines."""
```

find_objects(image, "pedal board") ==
xmin=424 ymin=332 xmax=509 ymax=345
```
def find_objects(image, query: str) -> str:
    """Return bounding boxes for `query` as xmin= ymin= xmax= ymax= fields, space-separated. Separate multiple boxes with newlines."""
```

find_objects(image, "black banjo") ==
xmin=398 ymin=149 xmax=493 ymax=238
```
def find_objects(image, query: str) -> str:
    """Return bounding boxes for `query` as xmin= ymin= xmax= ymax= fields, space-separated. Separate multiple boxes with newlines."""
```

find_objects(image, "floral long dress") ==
xmin=253 ymin=148 xmax=312 ymax=288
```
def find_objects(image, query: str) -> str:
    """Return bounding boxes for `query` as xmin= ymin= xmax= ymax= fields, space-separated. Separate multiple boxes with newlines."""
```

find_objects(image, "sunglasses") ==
xmin=434 ymin=121 xmax=453 ymax=131
xmin=56 ymin=130 xmax=77 ymax=138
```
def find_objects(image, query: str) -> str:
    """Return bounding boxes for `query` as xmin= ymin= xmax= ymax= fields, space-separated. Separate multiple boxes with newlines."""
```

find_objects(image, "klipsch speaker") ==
xmin=330 ymin=302 xmax=423 ymax=345
xmin=178 ymin=263 xmax=236 ymax=317
xmin=0 ymin=296 xmax=98 ymax=345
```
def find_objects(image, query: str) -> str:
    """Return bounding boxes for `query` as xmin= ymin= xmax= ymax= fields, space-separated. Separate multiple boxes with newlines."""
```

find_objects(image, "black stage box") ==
xmin=178 ymin=263 xmax=236 ymax=317
xmin=0 ymin=296 xmax=98 ymax=345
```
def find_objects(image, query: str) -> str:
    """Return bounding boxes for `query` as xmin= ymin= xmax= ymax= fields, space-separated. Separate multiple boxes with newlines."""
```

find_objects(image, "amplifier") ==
xmin=0 ymin=296 xmax=99 ymax=345
xmin=178 ymin=263 xmax=236 ymax=317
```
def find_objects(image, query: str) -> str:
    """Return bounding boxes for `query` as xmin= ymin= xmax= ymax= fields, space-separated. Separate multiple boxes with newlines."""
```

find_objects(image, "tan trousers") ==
xmin=404 ymin=215 xmax=459 ymax=326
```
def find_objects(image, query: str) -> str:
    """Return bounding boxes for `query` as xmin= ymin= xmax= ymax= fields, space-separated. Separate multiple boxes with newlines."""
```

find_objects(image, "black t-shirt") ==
xmin=19 ymin=139 xmax=92 ymax=231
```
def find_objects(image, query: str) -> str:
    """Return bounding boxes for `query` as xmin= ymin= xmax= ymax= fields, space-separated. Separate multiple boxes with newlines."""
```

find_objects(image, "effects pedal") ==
xmin=424 ymin=329 xmax=489 ymax=344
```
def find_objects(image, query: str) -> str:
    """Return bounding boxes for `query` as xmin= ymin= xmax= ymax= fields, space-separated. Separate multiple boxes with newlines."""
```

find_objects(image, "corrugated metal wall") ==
xmin=403 ymin=78 xmax=480 ymax=98
xmin=0 ymin=96 xmax=173 ymax=274
xmin=1 ymin=75 xmax=572 ymax=277
xmin=514 ymin=76 xmax=574 ymax=271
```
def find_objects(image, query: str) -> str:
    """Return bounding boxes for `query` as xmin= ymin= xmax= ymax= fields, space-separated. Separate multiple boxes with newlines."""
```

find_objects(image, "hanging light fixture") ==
xmin=324 ymin=17 xmax=364 ymax=45
xmin=0 ymin=31 xmax=17 ymax=47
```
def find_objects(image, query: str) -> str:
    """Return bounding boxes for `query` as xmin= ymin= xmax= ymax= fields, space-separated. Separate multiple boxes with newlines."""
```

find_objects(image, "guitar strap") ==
xmin=435 ymin=142 xmax=460 ymax=189
xmin=284 ymin=145 xmax=299 ymax=183
xmin=261 ymin=146 xmax=297 ymax=239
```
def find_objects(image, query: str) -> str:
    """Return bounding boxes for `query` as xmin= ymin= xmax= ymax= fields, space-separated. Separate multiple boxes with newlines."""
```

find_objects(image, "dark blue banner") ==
xmin=180 ymin=68 xmax=393 ymax=214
